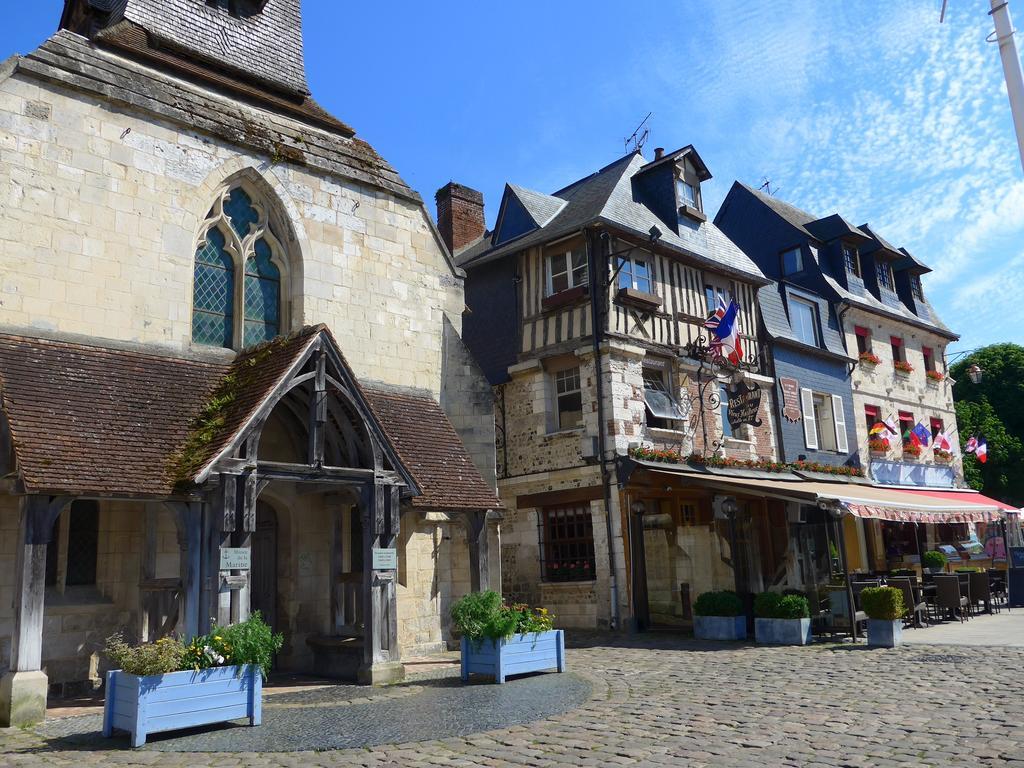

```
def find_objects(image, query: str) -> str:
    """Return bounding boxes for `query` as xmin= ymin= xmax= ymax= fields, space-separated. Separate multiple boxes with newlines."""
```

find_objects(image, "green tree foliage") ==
xmin=950 ymin=343 xmax=1024 ymax=506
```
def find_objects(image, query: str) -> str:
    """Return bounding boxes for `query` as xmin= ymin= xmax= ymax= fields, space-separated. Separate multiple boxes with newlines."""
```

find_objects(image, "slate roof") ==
xmin=507 ymin=184 xmax=566 ymax=229
xmin=738 ymin=185 xmax=955 ymax=339
xmin=457 ymin=152 xmax=766 ymax=283
xmin=757 ymin=283 xmax=851 ymax=359
xmin=72 ymin=0 xmax=310 ymax=97
xmin=12 ymin=31 xmax=418 ymax=203
xmin=364 ymin=389 xmax=501 ymax=512
xmin=0 ymin=331 xmax=499 ymax=510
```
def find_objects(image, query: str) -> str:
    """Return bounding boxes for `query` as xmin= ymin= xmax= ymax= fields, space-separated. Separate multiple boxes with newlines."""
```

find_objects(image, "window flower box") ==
xmin=933 ymin=449 xmax=953 ymax=464
xmin=103 ymin=665 xmax=261 ymax=748
xmin=893 ymin=360 xmax=914 ymax=375
xmin=925 ymin=370 xmax=945 ymax=384
xmin=858 ymin=351 xmax=881 ymax=367
xmin=902 ymin=444 xmax=922 ymax=460
xmin=460 ymin=630 xmax=565 ymax=684
xmin=868 ymin=438 xmax=889 ymax=457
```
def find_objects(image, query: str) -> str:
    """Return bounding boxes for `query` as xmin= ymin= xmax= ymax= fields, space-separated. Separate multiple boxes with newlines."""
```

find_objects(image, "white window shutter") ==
xmin=801 ymin=388 xmax=818 ymax=450
xmin=832 ymin=394 xmax=849 ymax=453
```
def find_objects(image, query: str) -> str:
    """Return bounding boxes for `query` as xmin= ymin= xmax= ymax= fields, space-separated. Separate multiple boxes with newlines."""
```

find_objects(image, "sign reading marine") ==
xmin=726 ymin=381 xmax=763 ymax=430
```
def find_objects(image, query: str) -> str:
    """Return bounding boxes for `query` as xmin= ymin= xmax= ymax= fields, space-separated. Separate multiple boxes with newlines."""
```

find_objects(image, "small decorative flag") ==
xmin=933 ymin=431 xmax=952 ymax=452
xmin=905 ymin=428 xmax=919 ymax=447
xmin=976 ymin=437 xmax=988 ymax=464
xmin=869 ymin=422 xmax=888 ymax=436
xmin=705 ymin=296 xmax=743 ymax=365
xmin=912 ymin=423 xmax=931 ymax=447
xmin=883 ymin=417 xmax=899 ymax=435
xmin=965 ymin=436 xmax=978 ymax=453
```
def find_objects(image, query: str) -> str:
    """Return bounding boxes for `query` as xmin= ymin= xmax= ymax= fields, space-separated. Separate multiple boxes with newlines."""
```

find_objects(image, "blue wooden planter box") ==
xmin=460 ymin=629 xmax=565 ymax=684
xmin=102 ymin=664 xmax=261 ymax=747
xmin=867 ymin=619 xmax=903 ymax=648
xmin=754 ymin=617 xmax=812 ymax=645
xmin=693 ymin=615 xmax=746 ymax=641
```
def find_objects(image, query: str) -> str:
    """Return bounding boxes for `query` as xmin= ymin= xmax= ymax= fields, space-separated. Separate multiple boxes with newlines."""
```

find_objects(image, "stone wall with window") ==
xmin=845 ymin=307 xmax=961 ymax=480
xmin=0 ymin=70 xmax=466 ymax=398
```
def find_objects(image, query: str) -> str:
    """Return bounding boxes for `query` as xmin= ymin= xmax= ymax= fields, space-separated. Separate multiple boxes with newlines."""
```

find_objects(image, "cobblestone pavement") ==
xmin=3 ymin=635 xmax=1024 ymax=767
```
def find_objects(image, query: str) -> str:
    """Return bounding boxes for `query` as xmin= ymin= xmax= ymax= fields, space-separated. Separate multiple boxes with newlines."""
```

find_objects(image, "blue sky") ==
xmin=5 ymin=1 xmax=1022 ymax=354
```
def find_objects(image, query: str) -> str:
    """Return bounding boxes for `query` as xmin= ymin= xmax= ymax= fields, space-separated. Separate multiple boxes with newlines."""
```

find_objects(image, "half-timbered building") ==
xmin=448 ymin=147 xmax=783 ymax=632
xmin=0 ymin=0 xmax=499 ymax=726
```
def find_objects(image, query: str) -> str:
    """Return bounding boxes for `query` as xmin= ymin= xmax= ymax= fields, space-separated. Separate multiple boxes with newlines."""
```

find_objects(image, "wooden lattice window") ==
xmin=45 ymin=500 xmax=99 ymax=588
xmin=539 ymin=505 xmax=596 ymax=582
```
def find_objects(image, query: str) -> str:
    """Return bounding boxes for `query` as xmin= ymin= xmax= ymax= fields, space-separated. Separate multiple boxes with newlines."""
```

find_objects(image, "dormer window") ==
xmin=781 ymin=247 xmax=803 ymax=276
xmin=676 ymin=178 xmax=698 ymax=209
xmin=876 ymin=260 xmax=894 ymax=290
xmin=843 ymin=244 xmax=860 ymax=277
xmin=911 ymin=275 xmax=924 ymax=300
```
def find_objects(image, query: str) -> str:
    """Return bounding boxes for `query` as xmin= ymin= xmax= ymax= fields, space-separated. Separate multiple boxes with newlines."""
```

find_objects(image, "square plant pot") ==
xmin=754 ymin=617 xmax=812 ymax=645
xmin=693 ymin=615 xmax=746 ymax=641
xmin=460 ymin=629 xmax=565 ymax=684
xmin=867 ymin=619 xmax=903 ymax=648
xmin=103 ymin=665 xmax=261 ymax=748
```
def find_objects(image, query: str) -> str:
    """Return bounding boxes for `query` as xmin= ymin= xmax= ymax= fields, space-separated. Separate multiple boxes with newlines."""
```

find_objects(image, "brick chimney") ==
xmin=435 ymin=182 xmax=485 ymax=254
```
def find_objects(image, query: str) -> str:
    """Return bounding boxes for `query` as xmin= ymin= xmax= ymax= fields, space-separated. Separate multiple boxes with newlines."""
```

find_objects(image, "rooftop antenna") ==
xmin=624 ymin=112 xmax=652 ymax=154
xmin=758 ymin=177 xmax=777 ymax=196
xmin=940 ymin=0 xmax=1024 ymax=173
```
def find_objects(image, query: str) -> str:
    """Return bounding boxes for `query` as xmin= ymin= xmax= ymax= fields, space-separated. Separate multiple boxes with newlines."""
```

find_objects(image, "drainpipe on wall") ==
xmin=585 ymin=225 xmax=620 ymax=630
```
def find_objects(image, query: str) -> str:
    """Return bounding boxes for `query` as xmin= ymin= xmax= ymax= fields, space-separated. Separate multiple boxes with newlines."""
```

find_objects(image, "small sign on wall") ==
xmin=779 ymin=377 xmax=801 ymax=422
xmin=372 ymin=548 xmax=398 ymax=571
xmin=219 ymin=547 xmax=251 ymax=571
xmin=726 ymin=381 xmax=763 ymax=430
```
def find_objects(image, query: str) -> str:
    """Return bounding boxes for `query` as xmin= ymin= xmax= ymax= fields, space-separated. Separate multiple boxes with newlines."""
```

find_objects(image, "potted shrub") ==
xmin=102 ymin=612 xmax=282 ymax=747
xmin=753 ymin=592 xmax=812 ymax=645
xmin=861 ymin=586 xmax=905 ymax=648
xmin=894 ymin=360 xmax=914 ymax=375
xmin=692 ymin=590 xmax=746 ymax=641
xmin=922 ymin=550 xmax=947 ymax=574
xmin=859 ymin=351 xmax=881 ymax=367
xmin=452 ymin=591 xmax=565 ymax=685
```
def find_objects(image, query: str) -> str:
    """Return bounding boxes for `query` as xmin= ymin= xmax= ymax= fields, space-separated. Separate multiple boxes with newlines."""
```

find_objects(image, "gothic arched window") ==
xmin=191 ymin=185 xmax=289 ymax=349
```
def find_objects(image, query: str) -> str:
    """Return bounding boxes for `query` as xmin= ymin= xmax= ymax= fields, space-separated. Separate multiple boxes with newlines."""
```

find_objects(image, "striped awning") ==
xmin=844 ymin=504 xmax=1003 ymax=524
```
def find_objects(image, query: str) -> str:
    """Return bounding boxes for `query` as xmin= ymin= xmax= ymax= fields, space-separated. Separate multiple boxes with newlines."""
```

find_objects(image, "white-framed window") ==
xmin=781 ymin=247 xmax=803 ymax=276
xmin=617 ymin=255 xmax=652 ymax=293
xmin=546 ymin=246 xmax=588 ymax=295
xmin=642 ymin=362 xmax=684 ymax=430
xmin=876 ymin=260 xmax=894 ymax=290
xmin=800 ymin=389 xmax=849 ymax=453
xmin=676 ymin=178 xmax=698 ymax=209
xmin=789 ymin=297 xmax=819 ymax=347
xmin=554 ymin=366 xmax=584 ymax=430
xmin=704 ymin=279 xmax=732 ymax=315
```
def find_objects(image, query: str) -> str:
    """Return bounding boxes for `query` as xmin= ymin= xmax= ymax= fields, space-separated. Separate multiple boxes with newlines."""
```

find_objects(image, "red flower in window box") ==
xmin=902 ymin=443 xmax=922 ymax=458
xmin=925 ymin=370 xmax=944 ymax=383
xmin=894 ymin=360 xmax=914 ymax=374
xmin=859 ymin=351 xmax=881 ymax=366
xmin=868 ymin=438 xmax=889 ymax=454
xmin=933 ymin=448 xmax=952 ymax=463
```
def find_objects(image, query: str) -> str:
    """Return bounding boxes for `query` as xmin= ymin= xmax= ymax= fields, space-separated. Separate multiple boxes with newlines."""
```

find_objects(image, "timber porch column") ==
xmin=0 ymin=495 xmax=70 ymax=727
xmin=359 ymin=481 xmax=403 ymax=685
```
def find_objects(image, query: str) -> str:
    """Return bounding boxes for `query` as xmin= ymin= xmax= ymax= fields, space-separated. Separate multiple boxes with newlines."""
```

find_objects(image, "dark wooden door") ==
xmin=250 ymin=502 xmax=278 ymax=632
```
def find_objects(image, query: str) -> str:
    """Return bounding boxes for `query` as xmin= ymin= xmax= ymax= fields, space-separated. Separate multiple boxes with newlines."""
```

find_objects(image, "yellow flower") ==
xmin=213 ymin=636 xmax=222 ymax=641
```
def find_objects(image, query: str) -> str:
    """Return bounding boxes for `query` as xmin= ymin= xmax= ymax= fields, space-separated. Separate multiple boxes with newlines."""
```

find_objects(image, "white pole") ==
xmin=990 ymin=0 xmax=1024 ymax=173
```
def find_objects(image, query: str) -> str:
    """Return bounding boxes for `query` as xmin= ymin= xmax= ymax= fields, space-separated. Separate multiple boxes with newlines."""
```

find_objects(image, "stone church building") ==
xmin=0 ymin=0 xmax=500 ymax=726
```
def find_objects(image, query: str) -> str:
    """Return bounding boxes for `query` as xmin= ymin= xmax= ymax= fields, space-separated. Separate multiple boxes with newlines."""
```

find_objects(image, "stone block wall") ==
xmin=0 ymin=71 xmax=471 ymax=399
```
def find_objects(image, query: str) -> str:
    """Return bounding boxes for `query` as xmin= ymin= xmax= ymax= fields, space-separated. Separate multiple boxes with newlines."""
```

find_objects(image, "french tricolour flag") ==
xmin=705 ymin=296 xmax=743 ymax=365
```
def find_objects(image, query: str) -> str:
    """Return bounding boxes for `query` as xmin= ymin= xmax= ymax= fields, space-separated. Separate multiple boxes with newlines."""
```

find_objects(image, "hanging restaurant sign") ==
xmin=726 ymin=381 xmax=763 ymax=430
xmin=779 ymin=377 xmax=801 ymax=422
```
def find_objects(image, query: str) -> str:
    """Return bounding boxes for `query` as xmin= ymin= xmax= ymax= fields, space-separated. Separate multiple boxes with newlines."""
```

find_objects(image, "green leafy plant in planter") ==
xmin=693 ymin=590 xmax=743 ymax=617
xmin=922 ymin=550 xmax=947 ymax=572
xmin=860 ymin=586 xmax=905 ymax=620
xmin=450 ymin=590 xmax=553 ymax=644
xmin=754 ymin=591 xmax=810 ymax=619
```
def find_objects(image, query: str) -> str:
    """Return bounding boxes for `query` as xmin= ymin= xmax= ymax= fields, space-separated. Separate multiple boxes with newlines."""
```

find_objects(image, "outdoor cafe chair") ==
xmin=889 ymin=577 xmax=928 ymax=628
xmin=934 ymin=575 xmax=969 ymax=623
xmin=988 ymin=569 xmax=1009 ymax=612
xmin=957 ymin=573 xmax=976 ymax=617
xmin=969 ymin=571 xmax=993 ymax=615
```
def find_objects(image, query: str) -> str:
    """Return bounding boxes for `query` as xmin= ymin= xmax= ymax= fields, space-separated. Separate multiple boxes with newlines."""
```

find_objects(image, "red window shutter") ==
xmin=890 ymin=336 xmax=903 ymax=347
xmin=865 ymin=405 xmax=880 ymax=418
